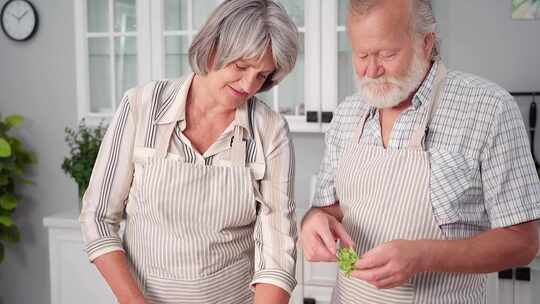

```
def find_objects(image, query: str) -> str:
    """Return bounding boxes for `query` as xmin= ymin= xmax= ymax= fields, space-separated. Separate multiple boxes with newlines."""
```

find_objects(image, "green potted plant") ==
xmin=61 ymin=120 xmax=106 ymax=209
xmin=0 ymin=114 xmax=35 ymax=263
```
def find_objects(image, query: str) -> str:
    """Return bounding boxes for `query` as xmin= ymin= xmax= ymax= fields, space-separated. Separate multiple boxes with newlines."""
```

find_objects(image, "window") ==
xmin=75 ymin=0 xmax=352 ymax=132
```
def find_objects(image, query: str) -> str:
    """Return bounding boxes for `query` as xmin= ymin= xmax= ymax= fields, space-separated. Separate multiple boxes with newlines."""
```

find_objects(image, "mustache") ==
xmin=358 ymin=76 xmax=402 ymax=88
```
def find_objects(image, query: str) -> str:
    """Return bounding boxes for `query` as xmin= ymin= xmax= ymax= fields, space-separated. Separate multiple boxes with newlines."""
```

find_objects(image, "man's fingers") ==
xmin=331 ymin=220 xmax=355 ymax=248
xmin=371 ymin=275 xmax=403 ymax=289
xmin=317 ymin=225 xmax=338 ymax=254
xmin=351 ymin=264 xmax=392 ymax=282
xmin=355 ymin=248 xmax=388 ymax=270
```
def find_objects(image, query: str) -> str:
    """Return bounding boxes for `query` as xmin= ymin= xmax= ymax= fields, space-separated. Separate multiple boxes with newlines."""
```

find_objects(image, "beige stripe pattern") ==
xmin=123 ymin=126 xmax=255 ymax=303
xmin=80 ymin=74 xmax=297 ymax=295
xmin=332 ymin=64 xmax=485 ymax=303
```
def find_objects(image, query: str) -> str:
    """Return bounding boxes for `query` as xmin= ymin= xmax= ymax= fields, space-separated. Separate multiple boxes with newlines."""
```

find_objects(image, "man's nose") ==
xmin=365 ymin=57 xmax=384 ymax=79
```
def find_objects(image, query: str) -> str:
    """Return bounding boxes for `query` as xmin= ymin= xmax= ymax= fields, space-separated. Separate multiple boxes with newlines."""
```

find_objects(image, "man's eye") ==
xmin=381 ymin=53 xmax=396 ymax=59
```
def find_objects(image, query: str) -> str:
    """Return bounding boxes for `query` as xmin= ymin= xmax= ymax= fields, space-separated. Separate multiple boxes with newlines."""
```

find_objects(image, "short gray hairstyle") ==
xmin=188 ymin=0 xmax=299 ymax=92
xmin=349 ymin=0 xmax=441 ymax=60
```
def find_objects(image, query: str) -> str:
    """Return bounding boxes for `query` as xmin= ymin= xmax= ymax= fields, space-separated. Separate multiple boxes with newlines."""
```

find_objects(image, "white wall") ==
xmin=0 ymin=0 xmax=538 ymax=303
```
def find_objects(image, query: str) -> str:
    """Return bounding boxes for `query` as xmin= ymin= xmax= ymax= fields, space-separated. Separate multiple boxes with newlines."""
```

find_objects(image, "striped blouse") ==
xmin=312 ymin=61 xmax=540 ymax=239
xmin=79 ymin=73 xmax=297 ymax=293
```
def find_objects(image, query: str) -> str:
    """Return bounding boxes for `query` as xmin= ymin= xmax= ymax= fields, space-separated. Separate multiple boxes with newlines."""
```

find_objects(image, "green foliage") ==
xmin=0 ymin=113 xmax=36 ymax=264
xmin=61 ymin=120 xmax=106 ymax=200
xmin=337 ymin=247 xmax=359 ymax=278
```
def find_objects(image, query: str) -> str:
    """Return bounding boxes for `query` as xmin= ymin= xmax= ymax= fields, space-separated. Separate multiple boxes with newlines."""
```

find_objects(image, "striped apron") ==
xmin=333 ymin=64 xmax=486 ymax=303
xmin=123 ymin=124 xmax=256 ymax=304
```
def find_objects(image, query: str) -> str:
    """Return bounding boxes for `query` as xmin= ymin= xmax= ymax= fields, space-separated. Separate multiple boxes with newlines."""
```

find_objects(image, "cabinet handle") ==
xmin=515 ymin=267 xmax=531 ymax=282
xmin=498 ymin=269 xmax=513 ymax=280
xmin=321 ymin=111 xmax=333 ymax=123
xmin=303 ymin=298 xmax=316 ymax=304
xmin=306 ymin=111 xmax=319 ymax=123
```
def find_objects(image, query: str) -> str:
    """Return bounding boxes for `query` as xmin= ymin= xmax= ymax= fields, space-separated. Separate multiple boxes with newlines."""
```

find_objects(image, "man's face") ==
xmin=347 ymin=0 xmax=432 ymax=108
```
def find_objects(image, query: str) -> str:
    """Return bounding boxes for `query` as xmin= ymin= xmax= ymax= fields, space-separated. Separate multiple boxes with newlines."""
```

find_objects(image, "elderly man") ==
xmin=301 ymin=0 xmax=540 ymax=303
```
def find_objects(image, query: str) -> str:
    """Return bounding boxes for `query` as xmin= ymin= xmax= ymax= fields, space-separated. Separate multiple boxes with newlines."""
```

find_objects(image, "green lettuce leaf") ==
xmin=337 ymin=247 xmax=359 ymax=277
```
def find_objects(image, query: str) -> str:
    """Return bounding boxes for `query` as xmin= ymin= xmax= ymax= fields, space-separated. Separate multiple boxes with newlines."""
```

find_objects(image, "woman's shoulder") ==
xmin=122 ymin=75 xmax=193 ymax=119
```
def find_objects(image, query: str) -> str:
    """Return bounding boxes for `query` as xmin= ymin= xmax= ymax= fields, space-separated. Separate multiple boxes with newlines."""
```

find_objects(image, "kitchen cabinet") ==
xmin=74 ymin=0 xmax=354 ymax=132
xmin=43 ymin=210 xmax=305 ymax=304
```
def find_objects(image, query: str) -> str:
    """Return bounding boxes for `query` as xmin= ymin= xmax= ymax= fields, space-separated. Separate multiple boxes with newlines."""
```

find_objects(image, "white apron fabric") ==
xmin=333 ymin=64 xmax=486 ymax=304
xmin=123 ymin=124 xmax=256 ymax=304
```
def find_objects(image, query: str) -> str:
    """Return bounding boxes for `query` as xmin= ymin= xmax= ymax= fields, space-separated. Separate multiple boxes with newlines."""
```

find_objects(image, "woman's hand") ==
xmin=351 ymin=239 xmax=428 ymax=289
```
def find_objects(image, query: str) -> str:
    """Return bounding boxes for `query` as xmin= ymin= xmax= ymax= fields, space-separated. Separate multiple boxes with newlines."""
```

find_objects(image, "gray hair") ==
xmin=349 ymin=0 xmax=441 ymax=60
xmin=188 ymin=0 xmax=299 ymax=92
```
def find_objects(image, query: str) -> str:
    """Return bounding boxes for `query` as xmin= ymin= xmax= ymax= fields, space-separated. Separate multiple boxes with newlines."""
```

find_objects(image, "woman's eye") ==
xmin=235 ymin=64 xmax=248 ymax=71
xmin=257 ymin=74 xmax=268 ymax=81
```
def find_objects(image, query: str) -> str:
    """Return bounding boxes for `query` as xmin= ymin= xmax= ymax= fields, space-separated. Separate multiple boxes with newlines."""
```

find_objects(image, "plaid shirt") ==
xmin=312 ymin=61 xmax=540 ymax=239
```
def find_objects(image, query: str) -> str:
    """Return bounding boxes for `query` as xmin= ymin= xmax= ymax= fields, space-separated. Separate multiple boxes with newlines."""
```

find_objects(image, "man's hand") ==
xmin=301 ymin=208 xmax=355 ymax=262
xmin=351 ymin=239 xmax=428 ymax=289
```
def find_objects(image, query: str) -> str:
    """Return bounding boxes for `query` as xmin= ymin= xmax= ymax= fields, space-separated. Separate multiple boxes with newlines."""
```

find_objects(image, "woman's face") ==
xmin=202 ymin=49 xmax=276 ymax=111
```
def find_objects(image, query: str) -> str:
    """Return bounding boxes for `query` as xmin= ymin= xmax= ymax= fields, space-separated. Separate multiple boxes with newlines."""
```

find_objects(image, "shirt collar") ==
xmin=412 ymin=60 xmax=441 ymax=110
xmin=154 ymin=73 xmax=253 ymax=139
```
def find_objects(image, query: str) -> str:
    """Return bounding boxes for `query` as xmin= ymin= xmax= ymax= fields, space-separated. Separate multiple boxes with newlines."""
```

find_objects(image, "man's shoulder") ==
xmin=446 ymin=69 xmax=513 ymax=104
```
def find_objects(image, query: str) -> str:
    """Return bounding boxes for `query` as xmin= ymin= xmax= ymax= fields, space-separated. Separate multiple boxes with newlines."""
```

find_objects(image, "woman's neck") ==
xmin=188 ymin=75 xmax=235 ymax=121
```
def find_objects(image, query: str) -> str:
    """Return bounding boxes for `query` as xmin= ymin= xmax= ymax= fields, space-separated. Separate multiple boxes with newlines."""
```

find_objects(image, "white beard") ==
xmin=356 ymin=46 xmax=430 ymax=109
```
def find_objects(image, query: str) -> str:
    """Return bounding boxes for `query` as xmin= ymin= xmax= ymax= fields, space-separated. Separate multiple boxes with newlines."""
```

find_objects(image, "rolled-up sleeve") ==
xmin=250 ymin=116 xmax=297 ymax=294
xmin=311 ymin=110 xmax=343 ymax=207
xmin=79 ymin=89 xmax=137 ymax=262
xmin=481 ymin=94 xmax=540 ymax=228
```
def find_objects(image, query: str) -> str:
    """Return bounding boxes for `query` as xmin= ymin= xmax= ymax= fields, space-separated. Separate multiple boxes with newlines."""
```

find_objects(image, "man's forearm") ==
xmin=421 ymin=221 xmax=539 ymax=273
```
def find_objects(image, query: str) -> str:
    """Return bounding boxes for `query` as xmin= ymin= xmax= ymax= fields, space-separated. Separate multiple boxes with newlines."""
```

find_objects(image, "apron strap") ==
xmin=230 ymin=125 xmax=246 ymax=167
xmin=409 ymin=63 xmax=447 ymax=150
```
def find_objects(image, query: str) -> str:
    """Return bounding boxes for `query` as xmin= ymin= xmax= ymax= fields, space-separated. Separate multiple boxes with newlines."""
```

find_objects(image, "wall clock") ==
xmin=1 ymin=0 xmax=38 ymax=41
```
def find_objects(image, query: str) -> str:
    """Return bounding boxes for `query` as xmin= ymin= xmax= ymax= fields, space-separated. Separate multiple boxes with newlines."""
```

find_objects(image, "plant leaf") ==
xmin=0 ymin=138 xmax=11 ymax=158
xmin=5 ymin=115 xmax=24 ymax=128
xmin=0 ymin=215 xmax=13 ymax=227
xmin=0 ymin=225 xmax=20 ymax=243
xmin=0 ymin=175 xmax=8 ymax=186
xmin=337 ymin=247 xmax=359 ymax=277
xmin=0 ymin=194 xmax=18 ymax=210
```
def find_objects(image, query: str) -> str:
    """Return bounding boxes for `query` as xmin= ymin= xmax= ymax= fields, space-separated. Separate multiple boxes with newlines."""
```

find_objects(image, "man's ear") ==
xmin=423 ymin=32 xmax=436 ymax=60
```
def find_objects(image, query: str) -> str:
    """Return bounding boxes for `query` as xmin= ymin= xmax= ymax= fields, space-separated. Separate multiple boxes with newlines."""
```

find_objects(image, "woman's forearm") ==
xmin=253 ymin=283 xmax=290 ymax=304
xmin=422 ymin=221 xmax=539 ymax=273
xmin=94 ymin=251 xmax=146 ymax=304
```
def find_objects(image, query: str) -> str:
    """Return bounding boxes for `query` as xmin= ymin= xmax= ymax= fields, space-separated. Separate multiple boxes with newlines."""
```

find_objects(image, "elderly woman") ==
xmin=79 ymin=1 xmax=299 ymax=303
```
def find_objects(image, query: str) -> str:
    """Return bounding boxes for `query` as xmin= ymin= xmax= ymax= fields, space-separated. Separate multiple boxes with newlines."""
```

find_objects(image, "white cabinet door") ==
xmin=46 ymin=225 xmax=116 ymax=304
xmin=303 ymin=260 xmax=337 ymax=304
xmin=486 ymin=262 xmax=540 ymax=304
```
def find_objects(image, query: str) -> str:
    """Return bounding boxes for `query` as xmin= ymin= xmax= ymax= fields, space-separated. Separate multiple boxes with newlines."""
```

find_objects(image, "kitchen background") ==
xmin=0 ymin=0 xmax=539 ymax=303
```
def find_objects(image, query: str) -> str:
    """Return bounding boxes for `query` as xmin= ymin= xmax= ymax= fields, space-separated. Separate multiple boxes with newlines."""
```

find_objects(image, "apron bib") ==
xmin=124 ymin=125 xmax=256 ymax=304
xmin=333 ymin=64 xmax=485 ymax=304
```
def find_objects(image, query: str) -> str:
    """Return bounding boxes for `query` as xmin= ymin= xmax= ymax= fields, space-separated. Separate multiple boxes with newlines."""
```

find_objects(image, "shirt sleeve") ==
xmin=311 ymin=108 xmax=343 ymax=207
xmin=79 ymin=89 xmax=137 ymax=261
xmin=481 ymin=93 xmax=540 ymax=228
xmin=250 ymin=115 xmax=297 ymax=295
